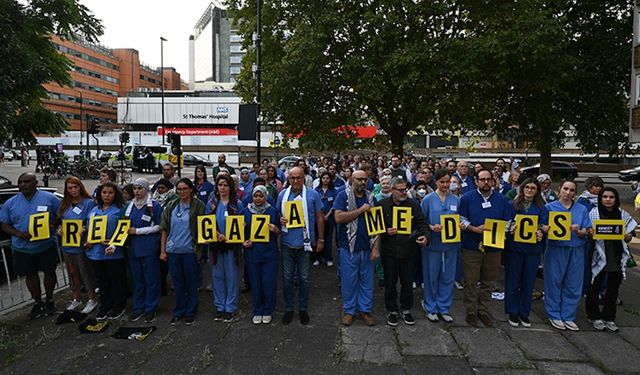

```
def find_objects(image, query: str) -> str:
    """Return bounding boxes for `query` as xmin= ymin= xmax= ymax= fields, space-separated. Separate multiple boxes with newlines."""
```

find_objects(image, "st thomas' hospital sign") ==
xmin=118 ymin=97 xmax=241 ymax=125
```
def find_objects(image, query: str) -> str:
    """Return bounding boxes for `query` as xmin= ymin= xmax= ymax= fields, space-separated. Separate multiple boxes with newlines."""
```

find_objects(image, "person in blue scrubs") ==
xmin=505 ymin=178 xmax=548 ymax=327
xmin=455 ymin=160 xmax=476 ymax=195
xmin=420 ymin=169 xmax=462 ymax=323
xmin=207 ymin=174 xmax=244 ymax=322
xmin=57 ymin=176 xmax=97 ymax=314
xmin=0 ymin=173 xmax=61 ymax=319
xmin=193 ymin=165 xmax=215 ymax=204
xmin=544 ymin=179 xmax=592 ymax=331
xmin=313 ymin=171 xmax=337 ymax=267
xmin=125 ymin=178 xmax=163 ymax=323
xmin=241 ymin=185 xmax=280 ymax=324
xmin=334 ymin=170 xmax=379 ymax=327
xmin=86 ymin=182 xmax=126 ymax=321
xmin=160 ymin=178 xmax=205 ymax=325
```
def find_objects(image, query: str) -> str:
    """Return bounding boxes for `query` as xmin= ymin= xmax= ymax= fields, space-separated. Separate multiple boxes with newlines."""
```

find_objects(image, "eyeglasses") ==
xmin=393 ymin=188 xmax=408 ymax=192
xmin=477 ymin=178 xmax=493 ymax=182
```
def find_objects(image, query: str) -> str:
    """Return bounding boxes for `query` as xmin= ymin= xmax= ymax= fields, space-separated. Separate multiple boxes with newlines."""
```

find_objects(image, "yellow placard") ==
xmin=109 ymin=220 xmax=131 ymax=246
xmin=440 ymin=214 xmax=461 ymax=243
xmin=29 ymin=212 xmax=50 ymax=241
xmin=548 ymin=212 xmax=571 ymax=241
xmin=392 ymin=207 xmax=412 ymax=235
xmin=87 ymin=215 xmax=108 ymax=244
xmin=250 ymin=214 xmax=271 ymax=243
xmin=285 ymin=200 xmax=305 ymax=229
xmin=514 ymin=215 xmax=539 ymax=244
xmin=225 ymin=215 xmax=245 ymax=243
xmin=197 ymin=215 xmax=217 ymax=244
xmin=483 ymin=219 xmax=507 ymax=249
xmin=61 ymin=219 xmax=83 ymax=247
xmin=593 ymin=219 xmax=625 ymax=240
xmin=365 ymin=206 xmax=386 ymax=236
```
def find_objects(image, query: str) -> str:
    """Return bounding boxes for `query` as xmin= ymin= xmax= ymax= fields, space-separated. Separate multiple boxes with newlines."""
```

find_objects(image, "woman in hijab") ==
xmin=125 ymin=178 xmax=163 ymax=323
xmin=241 ymin=185 xmax=281 ymax=324
xmin=537 ymin=174 xmax=557 ymax=203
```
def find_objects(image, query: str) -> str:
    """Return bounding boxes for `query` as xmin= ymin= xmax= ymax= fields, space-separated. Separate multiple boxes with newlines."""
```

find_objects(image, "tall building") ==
xmin=42 ymin=35 xmax=186 ymax=135
xmin=190 ymin=1 xmax=245 ymax=86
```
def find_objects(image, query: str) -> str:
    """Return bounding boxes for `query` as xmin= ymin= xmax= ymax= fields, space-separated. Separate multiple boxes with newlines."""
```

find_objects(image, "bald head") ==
xmin=288 ymin=166 xmax=304 ymax=191
xmin=18 ymin=173 xmax=38 ymax=197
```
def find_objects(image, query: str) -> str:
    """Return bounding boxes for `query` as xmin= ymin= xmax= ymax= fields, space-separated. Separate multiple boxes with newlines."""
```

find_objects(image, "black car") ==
xmin=518 ymin=161 xmax=578 ymax=183
xmin=181 ymin=154 xmax=214 ymax=167
xmin=618 ymin=166 xmax=640 ymax=182
xmin=0 ymin=176 xmax=11 ymax=189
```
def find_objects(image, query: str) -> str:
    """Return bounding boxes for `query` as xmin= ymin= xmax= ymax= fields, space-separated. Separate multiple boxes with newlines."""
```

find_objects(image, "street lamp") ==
xmin=76 ymin=90 xmax=84 ymax=155
xmin=160 ymin=36 xmax=167 ymax=144
xmin=255 ymin=0 xmax=262 ymax=164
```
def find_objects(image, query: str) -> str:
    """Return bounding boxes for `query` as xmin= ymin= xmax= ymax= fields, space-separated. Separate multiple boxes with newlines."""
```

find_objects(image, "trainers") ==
xmin=454 ymin=281 xmax=464 ymax=290
xmin=402 ymin=311 xmax=415 ymax=325
xmin=466 ymin=314 xmax=478 ymax=327
xmin=591 ymin=319 xmax=606 ymax=331
xmin=28 ymin=302 xmax=43 ymax=320
xmin=144 ymin=311 xmax=156 ymax=323
xmin=81 ymin=299 xmax=98 ymax=314
xmin=519 ymin=316 xmax=531 ymax=328
xmin=170 ymin=316 xmax=182 ymax=325
xmin=387 ymin=312 xmax=399 ymax=327
xmin=253 ymin=315 xmax=263 ymax=325
xmin=412 ymin=282 xmax=417 ymax=289
xmin=440 ymin=314 xmax=454 ymax=324
xmin=341 ymin=313 xmax=354 ymax=326
xmin=129 ymin=311 xmax=143 ymax=322
xmin=184 ymin=316 xmax=195 ymax=325
xmin=326 ymin=261 xmax=334 ymax=267
xmin=478 ymin=313 xmax=493 ymax=327
xmin=604 ymin=321 xmax=619 ymax=332
xmin=214 ymin=311 xmax=225 ymax=322
xmin=66 ymin=299 xmax=82 ymax=311
xmin=96 ymin=310 xmax=109 ymax=322
xmin=312 ymin=260 xmax=320 ymax=266
xmin=282 ymin=311 xmax=294 ymax=325
xmin=262 ymin=315 xmax=272 ymax=324
xmin=564 ymin=321 xmax=579 ymax=331
xmin=223 ymin=312 xmax=237 ymax=323
xmin=426 ymin=313 xmax=439 ymax=323
xmin=299 ymin=311 xmax=310 ymax=325
xmin=362 ymin=313 xmax=376 ymax=327
xmin=108 ymin=308 xmax=126 ymax=320
xmin=549 ymin=319 xmax=566 ymax=330
xmin=508 ymin=315 xmax=520 ymax=327
xmin=43 ymin=300 xmax=56 ymax=316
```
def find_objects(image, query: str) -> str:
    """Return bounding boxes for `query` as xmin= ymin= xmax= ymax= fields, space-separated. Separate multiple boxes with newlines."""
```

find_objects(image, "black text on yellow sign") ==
xmin=29 ymin=212 xmax=50 ymax=241
xmin=514 ymin=214 xmax=539 ymax=244
xmin=392 ymin=207 xmax=412 ymax=235
xmin=285 ymin=200 xmax=305 ymax=229
xmin=440 ymin=214 xmax=461 ymax=243
xmin=250 ymin=214 xmax=271 ymax=243
xmin=87 ymin=215 xmax=108 ymax=244
xmin=548 ymin=212 xmax=571 ymax=241
xmin=365 ymin=206 xmax=386 ymax=236
xmin=109 ymin=220 xmax=131 ymax=246
xmin=593 ymin=219 xmax=626 ymax=240
xmin=225 ymin=215 xmax=245 ymax=243
xmin=197 ymin=215 xmax=217 ymax=244
xmin=61 ymin=220 xmax=83 ymax=247
xmin=483 ymin=219 xmax=507 ymax=249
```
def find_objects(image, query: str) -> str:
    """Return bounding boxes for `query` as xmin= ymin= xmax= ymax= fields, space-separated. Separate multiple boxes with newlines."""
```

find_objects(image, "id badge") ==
xmin=481 ymin=201 xmax=492 ymax=209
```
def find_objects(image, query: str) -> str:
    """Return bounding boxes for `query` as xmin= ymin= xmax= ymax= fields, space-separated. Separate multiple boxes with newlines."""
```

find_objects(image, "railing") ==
xmin=0 ymin=240 xmax=70 ymax=315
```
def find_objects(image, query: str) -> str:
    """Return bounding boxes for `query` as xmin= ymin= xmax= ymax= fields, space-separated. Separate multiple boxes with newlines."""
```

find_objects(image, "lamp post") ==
xmin=161 ymin=36 xmax=167 ymax=144
xmin=255 ymin=0 xmax=262 ymax=164
xmin=77 ymin=91 xmax=84 ymax=155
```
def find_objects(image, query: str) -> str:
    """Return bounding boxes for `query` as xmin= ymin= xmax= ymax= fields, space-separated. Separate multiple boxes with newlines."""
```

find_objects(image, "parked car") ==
xmin=180 ymin=154 xmax=213 ymax=167
xmin=1 ymin=147 xmax=14 ymax=162
xmin=618 ymin=166 xmax=640 ymax=182
xmin=518 ymin=161 xmax=578 ymax=183
xmin=0 ymin=176 xmax=11 ymax=188
xmin=278 ymin=155 xmax=300 ymax=167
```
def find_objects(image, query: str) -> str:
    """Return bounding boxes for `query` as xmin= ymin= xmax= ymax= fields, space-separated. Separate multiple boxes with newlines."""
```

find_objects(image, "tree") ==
xmin=0 ymin=0 xmax=102 ymax=145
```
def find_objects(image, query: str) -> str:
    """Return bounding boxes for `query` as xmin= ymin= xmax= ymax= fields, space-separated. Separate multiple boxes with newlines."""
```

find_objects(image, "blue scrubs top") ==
xmin=333 ymin=191 xmax=371 ymax=251
xmin=195 ymin=180 xmax=215 ymax=205
xmin=421 ymin=191 xmax=461 ymax=252
xmin=166 ymin=202 xmax=193 ymax=254
xmin=459 ymin=190 xmax=514 ymax=252
xmin=508 ymin=202 xmax=549 ymax=254
xmin=545 ymin=200 xmax=591 ymax=248
xmin=86 ymin=204 xmax=124 ymax=260
xmin=60 ymin=198 xmax=96 ymax=254
xmin=242 ymin=205 xmax=279 ymax=263
xmin=128 ymin=201 xmax=163 ymax=258
xmin=277 ymin=189 xmax=323 ymax=247
xmin=315 ymin=186 xmax=337 ymax=215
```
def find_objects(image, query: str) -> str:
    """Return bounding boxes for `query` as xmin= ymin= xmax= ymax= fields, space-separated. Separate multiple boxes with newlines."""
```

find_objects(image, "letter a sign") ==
xmin=365 ymin=206 xmax=386 ymax=235
xmin=225 ymin=215 xmax=245 ymax=243
xmin=285 ymin=200 xmax=305 ymax=229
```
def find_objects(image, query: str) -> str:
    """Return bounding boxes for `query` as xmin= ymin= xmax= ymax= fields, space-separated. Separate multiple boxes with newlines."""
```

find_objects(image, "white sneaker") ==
xmin=591 ymin=319 xmax=606 ymax=331
xmin=549 ymin=319 xmax=566 ymax=330
xmin=262 ymin=315 xmax=272 ymax=324
xmin=326 ymin=261 xmax=334 ymax=267
xmin=312 ymin=260 xmax=320 ymax=267
xmin=564 ymin=321 xmax=579 ymax=331
xmin=440 ymin=314 xmax=454 ymax=323
xmin=81 ymin=299 xmax=98 ymax=314
xmin=454 ymin=281 xmax=464 ymax=290
xmin=426 ymin=313 xmax=439 ymax=322
xmin=66 ymin=299 xmax=82 ymax=311
xmin=412 ymin=282 xmax=417 ymax=289
xmin=604 ymin=321 xmax=619 ymax=332
xmin=252 ymin=315 xmax=263 ymax=325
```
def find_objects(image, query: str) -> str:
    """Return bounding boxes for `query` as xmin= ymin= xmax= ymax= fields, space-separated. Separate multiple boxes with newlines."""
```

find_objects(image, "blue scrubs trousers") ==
xmin=246 ymin=259 xmax=278 ymax=316
xmin=504 ymin=251 xmax=540 ymax=319
xmin=211 ymin=250 xmax=240 ymax=313
xmin=422 ymin=248 xmax=457 ymax=314
xmin=544 ymin=245 xmax=584 ymax=321
xmin=167 ymin=253 xmax=198 ymax=317
xmin=340 ymin=248 xmax=374 ymax=315
xmin=129 ymin=252 xmax=161 ymax=314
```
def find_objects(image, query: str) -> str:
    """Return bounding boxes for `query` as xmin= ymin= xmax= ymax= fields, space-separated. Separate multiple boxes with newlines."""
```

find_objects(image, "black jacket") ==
xmin=377 ymin=196 xmax=429 ymax=258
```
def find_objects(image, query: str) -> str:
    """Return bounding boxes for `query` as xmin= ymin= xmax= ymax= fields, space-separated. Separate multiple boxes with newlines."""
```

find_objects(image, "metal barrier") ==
xmin=0 ymin=240 xmax=70 ymax=315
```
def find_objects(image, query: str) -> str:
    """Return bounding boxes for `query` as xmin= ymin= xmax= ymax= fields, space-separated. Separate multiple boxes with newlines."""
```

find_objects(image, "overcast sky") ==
xmin=79 ymin=0 xmax=215 ymax=79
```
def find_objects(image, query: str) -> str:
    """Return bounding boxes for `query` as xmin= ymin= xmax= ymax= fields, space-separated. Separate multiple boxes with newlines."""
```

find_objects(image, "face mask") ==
xmin=381 ymin=192 xmax=391 ymax=198
xmin=417 ymin=189 xmax=427 ymax=198
xmin=450 ymin=182 xmax=459 ymax=191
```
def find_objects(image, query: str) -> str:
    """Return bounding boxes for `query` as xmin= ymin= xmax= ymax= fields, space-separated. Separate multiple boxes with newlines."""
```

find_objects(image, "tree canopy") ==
xmin=0 ymin=0 xmax=102 ymax=144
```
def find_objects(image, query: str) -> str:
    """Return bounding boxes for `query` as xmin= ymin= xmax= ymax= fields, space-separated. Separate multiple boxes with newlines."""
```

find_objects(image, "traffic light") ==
xmin=87 ymin=115 xmax=99 ymax=134
xmin=171 ymin=134 xmax=182 ymax=156
xmin=119 ymin=132 xmax=130 ymax=144
xmin=166 ymin=132 xmax=174 ymax=145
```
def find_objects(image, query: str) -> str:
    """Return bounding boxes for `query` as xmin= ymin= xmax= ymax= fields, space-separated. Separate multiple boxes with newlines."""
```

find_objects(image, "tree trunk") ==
xmin=538 ymin=137 xmax=553 ymax=177
xmin=389 ymin=128 xmax=405 ymax=155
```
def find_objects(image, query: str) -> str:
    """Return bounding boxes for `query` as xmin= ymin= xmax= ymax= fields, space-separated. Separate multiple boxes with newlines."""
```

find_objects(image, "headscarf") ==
xmin=536 ymin=174 xmax=551 ymax=185
xmin=132 ymin=178 xmax=150 ymax=209
xmin=248 ymin=185 xmax=271 ymax=214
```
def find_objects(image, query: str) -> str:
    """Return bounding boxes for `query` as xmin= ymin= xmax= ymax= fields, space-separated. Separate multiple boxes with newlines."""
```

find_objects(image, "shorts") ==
xmin=13 ymin=244 xmax=59 ymax=277
xmin=63 ymin=252 xmax=97 ymax=291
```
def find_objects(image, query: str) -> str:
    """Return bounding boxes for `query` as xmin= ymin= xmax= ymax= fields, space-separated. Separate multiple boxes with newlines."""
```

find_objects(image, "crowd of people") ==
xmin=0 ymin=153 xmax=635 ymax=333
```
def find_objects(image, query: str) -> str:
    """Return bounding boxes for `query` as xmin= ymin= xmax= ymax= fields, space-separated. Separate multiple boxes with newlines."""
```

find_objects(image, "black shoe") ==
xmin=223 ymin=312 xmax=237 ymax=323
xmin=96 ymin=310 xmax=109 ymax=322
xmin=43 ymin=300 xmax=56 ymax=316
xmin=130 ymin=311 xmax=143 ymax=322
xmin=28 ymin=302 xmax=43 ymax=320
xmin=144 ymin=311 xmax=156 ymax=323
xmin=299 ymin=311 xmax=310 ymax=325
xmin=108 ymin=308 xmax=126 ymax=320
xmin=241 ymin=284 xmax=251 ymax=294
xmin=387 ymin=312 xmax=399 ymax=327
xmin=402 ymin=312 xmax=415 ymax=325
xmin=282 ymin=311 xmax=294 ymax=325
xmin=170 ymin=316 xmax=182 ymax=325
xmin=214 ymin=311 xmax=225 ymax=322
xmin=184 ymin=316 xmax=195 ymax=325
xmin=508 ymin=315 xmax=520 ymax=327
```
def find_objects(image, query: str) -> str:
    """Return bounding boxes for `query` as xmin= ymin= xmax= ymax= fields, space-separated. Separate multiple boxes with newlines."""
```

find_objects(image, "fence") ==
xmin=0 ymin=240 xmax=70 ymax=315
